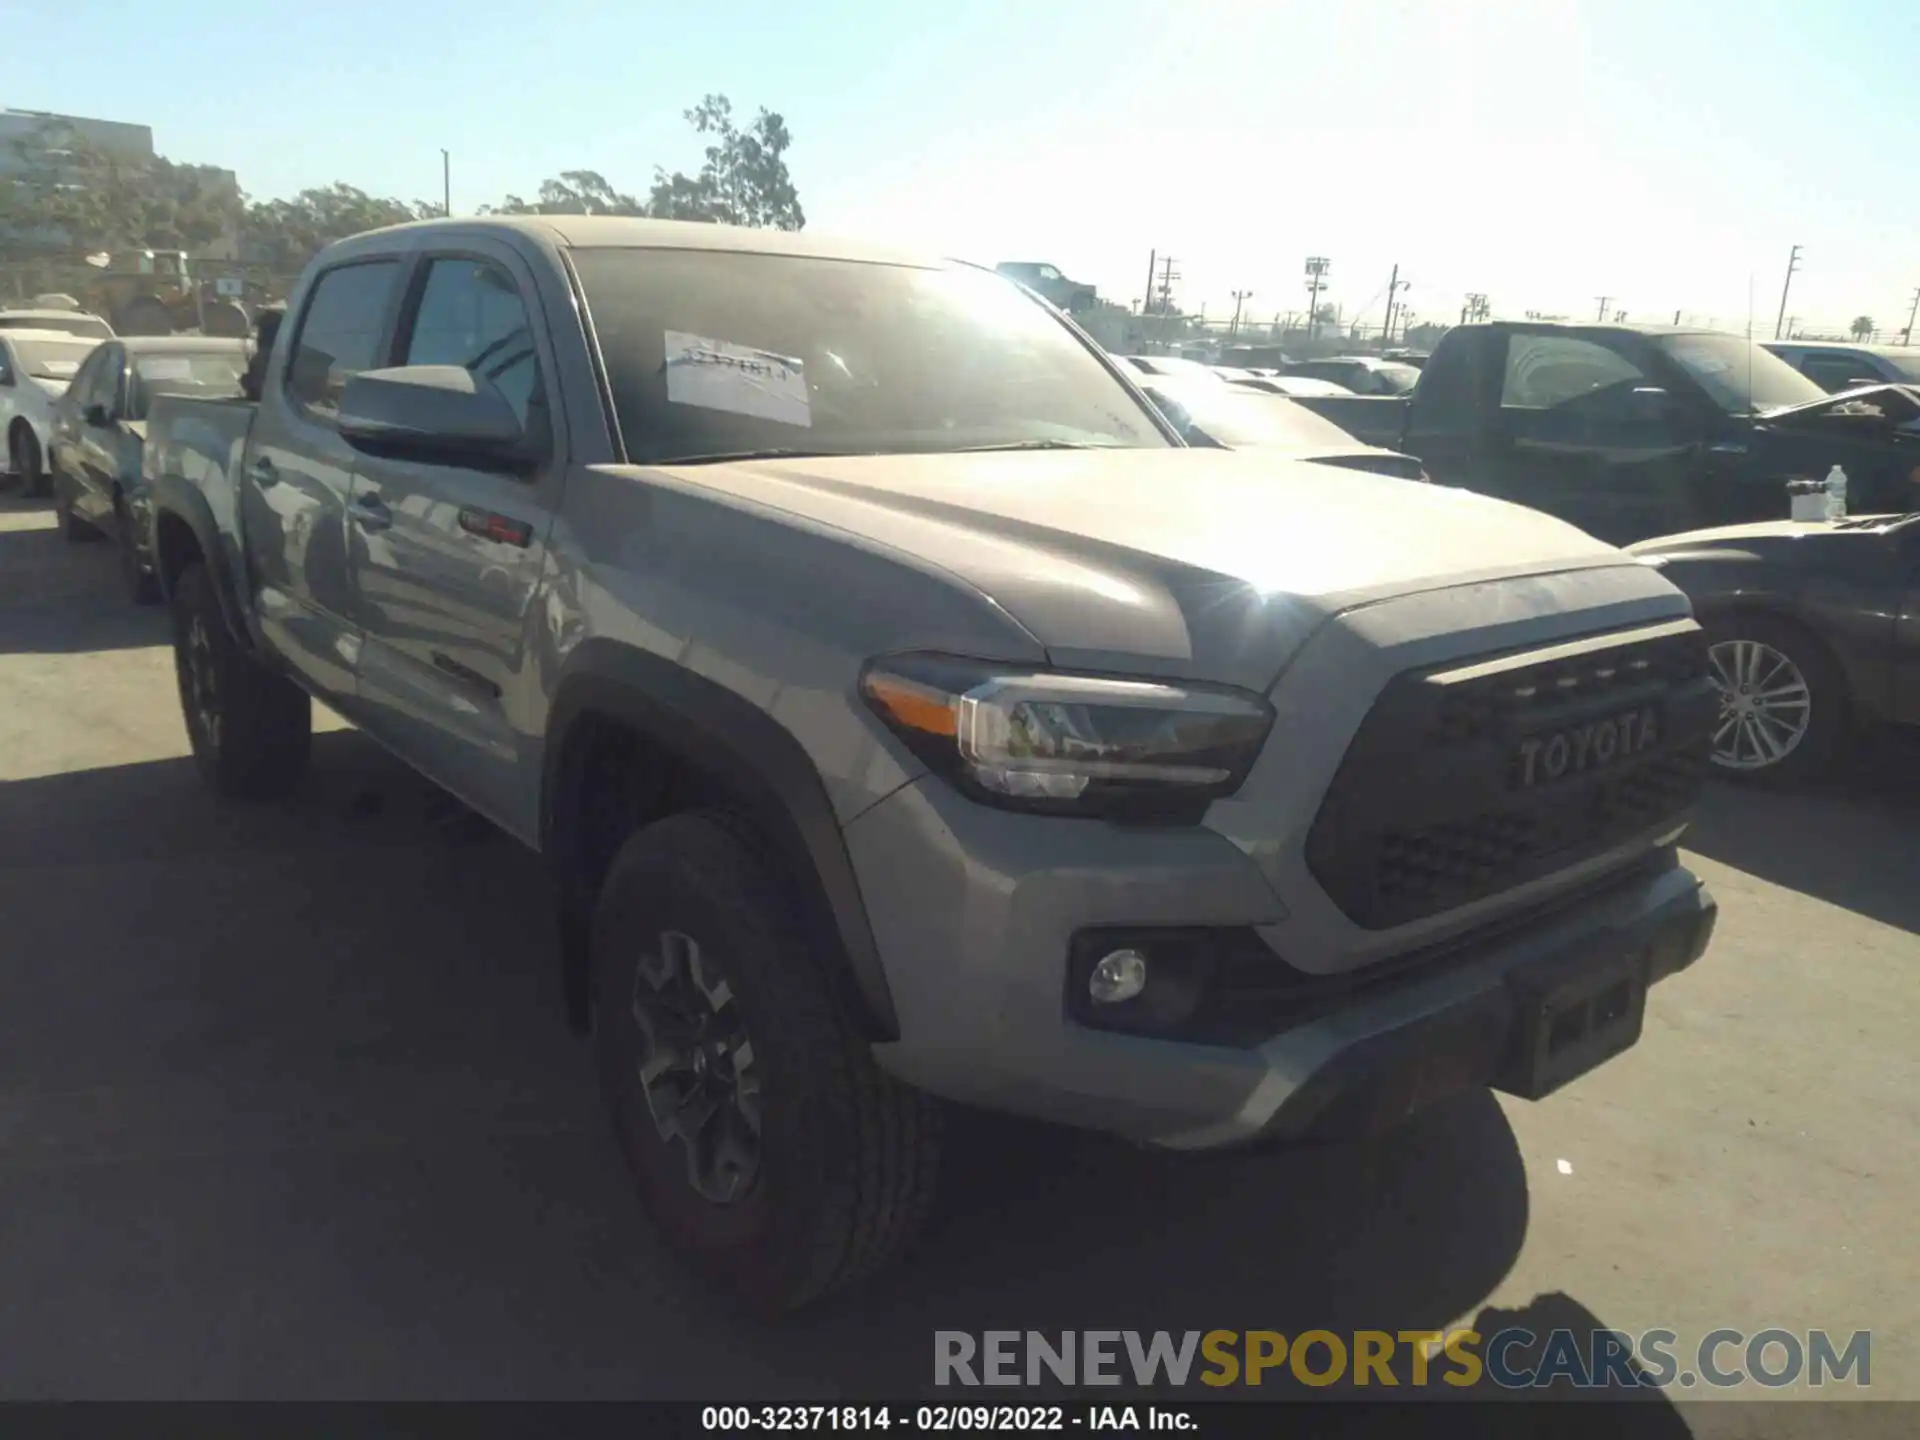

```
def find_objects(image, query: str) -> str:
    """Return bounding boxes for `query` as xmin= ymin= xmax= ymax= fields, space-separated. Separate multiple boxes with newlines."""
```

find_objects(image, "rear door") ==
xmin=1481 ymin=329 xmax=1703 ymax=543
xmin=241 ymin=257 xmax=406 ymax=702
xmin=346 ymin=243 xmax=564 ymax=839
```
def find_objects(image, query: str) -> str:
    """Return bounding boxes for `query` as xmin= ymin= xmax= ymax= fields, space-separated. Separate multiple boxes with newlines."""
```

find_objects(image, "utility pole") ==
xmin=1142 ymin=250 xmax=1157 ymax=319
xmin=1595 ymin=296 xmax=1612 ymax=322
xmin=1155 ymin=256 xmax=1180 ymax=343
xmin=1228 ymin=289 xmax=1252 ymax=340
xmin=1460 ymin=293 xmax=1488 ymax=325
xmin=1773 ymin=244 xmax=1802 ymax=340
xmin=1903 ymin=287 xmax=1920 ymax=346
xmin=1304 ymin=256 xmax=1330 ymax=339
xmin=442 ymin=149 xmax=452 ymax=217
xmin=1381 ymin=265 xmax=1410 ymax=345
xmin=1673 ymin=309 xmax=1682 ymax=325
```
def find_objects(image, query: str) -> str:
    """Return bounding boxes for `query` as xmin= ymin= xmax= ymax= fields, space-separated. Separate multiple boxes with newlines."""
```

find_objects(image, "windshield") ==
xmin=1373 ymin=363 xmax=1422 ymax=394
xmin=1142 ymin=377 xmax=1363 ymax=450
xmin=1655 ymin=333 xmax=1826 ymax=414
xmin=571 ymin=250 xmax=1168 ymax=463
xmin=0 ymin=314 xmax=112 ymax=340
xmin=126 ymin=348 xmax=247 ymax=419
xmin=1877 ymin=353 xmax=1920 ymax=383
xmin=12 ymin=336 xmax=97 ymax=381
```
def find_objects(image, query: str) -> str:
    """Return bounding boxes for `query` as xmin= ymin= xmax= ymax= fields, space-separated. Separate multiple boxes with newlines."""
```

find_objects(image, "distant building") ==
xmin=0 ymin=108 xmax=240 ymax=264
xmin=0 ymin=108 xmax=154 ymax=174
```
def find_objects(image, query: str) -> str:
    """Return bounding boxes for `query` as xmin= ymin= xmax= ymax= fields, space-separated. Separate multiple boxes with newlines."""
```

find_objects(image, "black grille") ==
xmin=1306 ymin=621 xmax=1715 ymax=930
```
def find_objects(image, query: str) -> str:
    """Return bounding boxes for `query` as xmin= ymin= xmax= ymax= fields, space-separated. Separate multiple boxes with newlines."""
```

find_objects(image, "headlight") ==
xmin=859 ymin=653 xmax=1274 ymax=819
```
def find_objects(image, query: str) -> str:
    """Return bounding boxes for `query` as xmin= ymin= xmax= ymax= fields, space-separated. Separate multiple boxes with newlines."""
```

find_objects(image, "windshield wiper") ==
xmin=648 ymin=448 xmax=848 ymax=466
xmin=950 ymin=440 xmax=1110 ymax=453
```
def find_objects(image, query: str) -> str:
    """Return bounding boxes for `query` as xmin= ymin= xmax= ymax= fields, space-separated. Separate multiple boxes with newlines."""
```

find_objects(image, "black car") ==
xmin=1630 ymin=513 xmax=1920 ymax=779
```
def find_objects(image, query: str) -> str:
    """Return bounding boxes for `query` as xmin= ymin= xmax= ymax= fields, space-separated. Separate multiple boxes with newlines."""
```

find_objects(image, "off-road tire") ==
xmin=590 ymin=809 xmax=942 ymax=1314
xmin=171 ymin=561 xmax=311 ymax=798
xmin=1703 ymin=612 xmax=1848 ymax=784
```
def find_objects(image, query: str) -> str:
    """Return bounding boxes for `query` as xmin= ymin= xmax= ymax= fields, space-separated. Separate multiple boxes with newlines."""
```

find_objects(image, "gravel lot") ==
xmin=2 ymin=493 xmax=1913 ymax=1431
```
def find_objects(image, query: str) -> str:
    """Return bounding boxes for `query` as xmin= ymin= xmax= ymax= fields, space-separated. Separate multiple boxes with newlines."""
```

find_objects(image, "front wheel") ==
xmin=171 ymin=562 xmax=311 ymax=797
xmin=52 ymin=463 xmax=101 ymax=543
xmin=591 ymin=810 xmax=942 ymax=1314
xmin=10 ymin=426 xmax=48 ymax=498
xmin=1704 ymin=614 xmax=1847 ymax=782
xmin=115 ymin=494 xmax=161 ymax=605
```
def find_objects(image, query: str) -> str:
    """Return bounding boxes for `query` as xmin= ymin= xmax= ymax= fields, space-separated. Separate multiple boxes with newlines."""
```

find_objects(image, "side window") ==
xmin=0 ymin=346 xmax=14 ymax=386
xmin=286 ymin=260 xmax=401 ymax=418
xmin=1800 ymin=353 xmax=1874 ymax=393
xmin=399 ymin=256 xmax=546 ymax=437
xmin=1500 ymin=334 xmax=1648 ymax=410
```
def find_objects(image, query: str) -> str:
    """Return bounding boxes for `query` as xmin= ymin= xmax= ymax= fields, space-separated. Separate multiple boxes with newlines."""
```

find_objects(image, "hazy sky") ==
xmin=12 ymin=0 xmax=1919 ymax=337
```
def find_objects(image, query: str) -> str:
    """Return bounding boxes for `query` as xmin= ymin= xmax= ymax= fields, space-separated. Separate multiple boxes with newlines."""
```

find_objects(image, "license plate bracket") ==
xmin=1494 ymin=944 xmax=1649 ymax=1100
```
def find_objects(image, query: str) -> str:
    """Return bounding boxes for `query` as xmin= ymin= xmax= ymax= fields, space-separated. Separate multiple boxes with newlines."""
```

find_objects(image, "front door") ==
xmin=1482 ymin=330 xmax=1703 ymax=544
xmin=70 ymin=345 xmax=127 ymax=527
xmin=346 ymin=246 xmax=563 ymax=841
xmin=241 ymin=257 xmax=405 ymax=702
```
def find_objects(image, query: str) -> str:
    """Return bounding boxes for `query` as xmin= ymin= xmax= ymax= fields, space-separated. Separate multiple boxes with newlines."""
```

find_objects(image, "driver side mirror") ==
xmin=338 ymin=365 xmax=534 ymax=474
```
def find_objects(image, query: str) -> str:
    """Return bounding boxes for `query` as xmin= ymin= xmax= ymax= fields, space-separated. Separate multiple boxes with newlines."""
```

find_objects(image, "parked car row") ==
xmin=0 ymin=319 xmax=248 ymax=598
xmin=1104 ymin=327 xmax=1920 ymax=782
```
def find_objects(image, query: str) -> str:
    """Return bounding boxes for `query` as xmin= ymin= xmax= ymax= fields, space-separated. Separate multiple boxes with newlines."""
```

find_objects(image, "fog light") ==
xmin=1088 ymin=948 xmax=1149 ymax=1004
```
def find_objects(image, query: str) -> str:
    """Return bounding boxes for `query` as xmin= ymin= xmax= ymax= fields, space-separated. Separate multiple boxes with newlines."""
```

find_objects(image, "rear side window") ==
xmin=1798 ymin=352 xmax=1878 ymax=392
xmin=286 ymin=260 xmax=400 ymax=417
xmin=1500 ymin=334 xmax=1647 ymax=409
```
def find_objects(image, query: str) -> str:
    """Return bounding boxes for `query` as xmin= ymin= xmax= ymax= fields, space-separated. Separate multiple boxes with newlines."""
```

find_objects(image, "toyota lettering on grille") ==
xmin=1515 ymin=707 xmax=1660 ymax=788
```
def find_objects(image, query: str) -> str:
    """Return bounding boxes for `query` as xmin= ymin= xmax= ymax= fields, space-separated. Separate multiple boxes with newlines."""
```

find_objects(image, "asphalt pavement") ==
xmin=1 ymin=492 xmax=1914 ymax=1428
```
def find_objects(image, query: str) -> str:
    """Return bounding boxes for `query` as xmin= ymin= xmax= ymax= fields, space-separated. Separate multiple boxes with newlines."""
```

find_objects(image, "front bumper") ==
xmin=850 ymin=777 xmax=1715 ymax=1149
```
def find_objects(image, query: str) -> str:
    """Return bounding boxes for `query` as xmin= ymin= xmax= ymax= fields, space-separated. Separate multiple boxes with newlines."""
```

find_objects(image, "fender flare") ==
xmin=542 ymin=640 xmax=901 ymax=1040
xmin=149 ymin=475 xmax=254 ymax=650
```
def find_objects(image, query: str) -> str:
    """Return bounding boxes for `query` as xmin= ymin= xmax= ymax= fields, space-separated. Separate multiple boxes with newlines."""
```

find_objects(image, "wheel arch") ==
xmin=542 ymin=640 xmax=900 ymax=1043
xmin=150 ymin=481 xmax=254 ymax=651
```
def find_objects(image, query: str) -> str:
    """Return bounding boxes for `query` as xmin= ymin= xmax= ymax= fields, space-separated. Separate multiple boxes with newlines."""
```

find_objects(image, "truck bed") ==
xmin=142 ymin=393 xmax=260 ymax=579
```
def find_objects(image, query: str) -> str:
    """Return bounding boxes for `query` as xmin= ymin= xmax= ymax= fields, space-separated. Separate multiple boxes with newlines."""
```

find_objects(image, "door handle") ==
xmin=247 ymin=456 xmax=279 ymax=487
xmin=351 ymin=493 xmax=393 ymax=531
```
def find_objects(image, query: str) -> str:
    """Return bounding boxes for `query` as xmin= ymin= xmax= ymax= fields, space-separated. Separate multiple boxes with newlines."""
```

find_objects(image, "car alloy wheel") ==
xmin=1708 ymin=638 xmax=1811 ymax=771
xmin=628 ymin=928 xmax=763 ymax=1205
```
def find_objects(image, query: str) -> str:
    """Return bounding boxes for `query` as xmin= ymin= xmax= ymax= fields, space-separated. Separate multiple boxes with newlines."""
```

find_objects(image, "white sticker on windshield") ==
xmin=663 ymin=331 xmax=810 ymax=428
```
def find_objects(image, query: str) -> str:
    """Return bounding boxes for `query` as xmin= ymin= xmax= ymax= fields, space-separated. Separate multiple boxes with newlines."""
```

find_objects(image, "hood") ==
xmin=1630 ymin=514 xmax=1914 ymax=551
xmin=1762 ymin=382 xmax=1920 ymax=429
xmin=28 ymin=375 xmax=68 ymax=399
xmin=634 ymin=447 xmax=1640 ymax=689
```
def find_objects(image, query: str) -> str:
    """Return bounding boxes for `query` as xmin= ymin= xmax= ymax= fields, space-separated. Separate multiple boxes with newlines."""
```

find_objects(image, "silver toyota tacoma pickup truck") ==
xmin=142 ymin=215 xmax=1719 ymax=1312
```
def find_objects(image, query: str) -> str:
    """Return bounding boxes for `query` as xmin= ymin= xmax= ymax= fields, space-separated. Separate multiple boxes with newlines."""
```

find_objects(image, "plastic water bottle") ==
xmin=1824 ymin=464 xmax=1848 ymax=521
